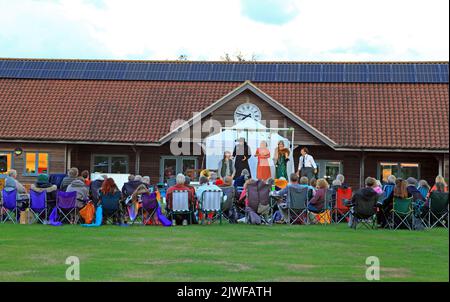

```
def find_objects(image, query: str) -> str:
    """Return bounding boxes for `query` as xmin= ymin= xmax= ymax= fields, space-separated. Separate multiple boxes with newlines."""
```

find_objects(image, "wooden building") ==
xmin=0 ymin=59 xmax=448 ymax=189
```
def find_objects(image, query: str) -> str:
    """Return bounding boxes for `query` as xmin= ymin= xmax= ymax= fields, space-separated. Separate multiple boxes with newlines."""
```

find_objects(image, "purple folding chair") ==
xmin=29 ymin=190 xmax=47 ymax=224
xmin=142 ymin=192 xmax=159 ymax=225
xmin=56 ymin=190 xmax=77 ymax=224
xmin=1 ymin=189 xmax=18 ymax=224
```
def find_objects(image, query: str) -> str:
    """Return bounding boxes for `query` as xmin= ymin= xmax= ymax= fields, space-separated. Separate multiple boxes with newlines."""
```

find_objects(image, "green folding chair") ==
xmin=428 ymin=192 xmax=449 ymax=229
xmin=391 ymin=197 xmax=413 ymax=230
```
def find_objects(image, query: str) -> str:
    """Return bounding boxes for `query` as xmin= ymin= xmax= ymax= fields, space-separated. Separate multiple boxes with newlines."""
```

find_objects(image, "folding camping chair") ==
xmin=376 ymin=184 xmax=395 ymax=228
xmin=56 ymin=190 xmax=78 ymax=224
xmin=220 ymin=186 xmax=237 ymax=223
xmin=200 ymin=190 xmax=224 ymax=224
xmin=332 ymin=187 xmax=352 ymax=223
xmin=29 ymin=190 xmax=47 ymax=224
xmin=428 ymin=191 xmax=449 ymax=229
xmin=142 ymin=192 xmax=159 ymax=225
xmin=307 ymin=189 xmax=333 ymax=225
xmin=100 ymin=193 xmax=122 ymax=225
xmin=391 ymin=197 xmax=414 ymax=230
xmin=246 ymin=180 xmax=271 ymax=225
xmin=170 ymin=190 xmax=192 ymax=225
xmin=418 ymin=187 xmax=429 ymax=200
xmin=286 ymin=186 xmax=309 ymax=225
xmin=348 ymin=193 xmax=379 ymax=230
xmin=48 ymin=173 xmax=67 ymax=189
xmin=1 ymin=189 xmax=18 ymax=224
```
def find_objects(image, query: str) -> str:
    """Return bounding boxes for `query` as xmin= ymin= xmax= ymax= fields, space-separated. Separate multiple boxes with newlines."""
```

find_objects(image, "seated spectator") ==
xmin=330 ymin=179 xmax=342 ymax=204
xmin=427 ymin=175 xmax=448 ymax=198
xmin=393 ymin=178 xmax=409 ymax=199
xmin=166 ymin=174 xmax=195 ymax=226
xmin=61 ymin=167 xmax=79 ymax=191
xmin=209 ymin=172 xmax=219 ymax=185
xmin=31 ymin=174 xmax=57 ymax=210
xmin=373 ymin=180 xmax=383 ymax=195
xmin=417 ymin=179 xmax=431 ymax=199
xmin=218 ymin=176 xmax=233 ymax=188
xmin=142 ymin=176 xmax=151 ymax=188
xmin=215 ymin=178 xmax=225 ymax=186
xmin=347 ymin=177 xmax=379 ymax=228
xmin=299 ymin=176 xmax=315 ymax=199
xmin=309 ymin=178 xmax=317 ymax=193
xmin=307 ymin=178 xmax=328 ymax=214
xmin=98 ymin=178 xmax=122 ymax=224
xmin=66 ymin=177 xmax=90 ymax=209
xmin=336 ymin=174 xmax=349 ymax=188
xmin=4 ymin=169 xmax=29 ymax=210
xmin=273 ymin=173 xmax=305 ymax=223
xmin=377 ymin=175 xmax=397 ymax=227
xmin=238 ymin=178 xmax=257 ymax=208
xmin=80 ymin=170 xmax=91 ymax=186
xmin=234 ymin=169 xmax=250 ymax=189
xmin=89 ymin=174 xmax=106 ymax=205
xmin=122 ymin=175 xmax=144 ymax=197
xmin=406 ymin=177 xmax=425 ymax=202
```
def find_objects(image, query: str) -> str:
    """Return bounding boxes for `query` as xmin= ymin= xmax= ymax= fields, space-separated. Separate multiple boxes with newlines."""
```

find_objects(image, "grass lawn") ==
xmin=0 ymin=223 xmax=448 ymax=282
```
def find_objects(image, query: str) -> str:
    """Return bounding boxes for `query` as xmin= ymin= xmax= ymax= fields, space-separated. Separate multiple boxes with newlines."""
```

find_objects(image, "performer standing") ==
xmin=255 ymin=141 xmax=271 ymax=181
xmin=297 ymin=147 xmax=317 ymax=179
xmin=217 ymin=151 xmax=235 ymax=179
xmin=273 ymin=140 xmax=290 ymax=179
xmin=233 ymin=137 xmax=251 ymax=179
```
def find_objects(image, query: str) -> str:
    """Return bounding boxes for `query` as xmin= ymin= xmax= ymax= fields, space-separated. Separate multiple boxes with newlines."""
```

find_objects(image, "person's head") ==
xmin=418 ymin=179 xmax=430 ymax=190
xmin=309 ymin=177 xmax=317 ymax=188
xmin=317 ymin=178 xmax=329 ymax=190
xmin=223 ymin=176 xmax=233 ymax=186
xmin=199 ymin=176 xmax=209 ymax=185
xmin=134 ymin=175 xmax=143 ymax=182
xmin=238 ymin=137 xmax=246 ymax=145
xmin=435 ymin=182 xmax=446 ymax=192
xmin=435 ymin=175 xmax=447 ymax=187
xmin=184 ymin=176 xmax=191 ymax=186
xmin=37 ymin=174 xmax=49 ymax=184
xmin=176 ymin=173 xmax=185 ymax=185
xmin=128 ymin=174 xmax=135 ymax=182
xmin=387 ymin=175 xmax=397 ymax=184
xmin=80 ymin=170 xmax=89 ymax=180
xmin=365 ymin=177 xmax=377 ymax=188
xmin=241 ymin=169 xmax=250 ymax=179
xmin=7 ymin=169 xmax=17 ymax=179
xmin=406 ymin=177 xmax=417 ymax=187
xmin=278 ymin=140 xmax=285 ymax=149
xmin=101 ymin=178 xmax=117 ymax=195
xmin=223 ymin=151 xmax=232 ymax=160
xmin=299 ymin=176 xmax=309 ymax=185
xmin=394 ymin=178 xmax=408 ymax=198
xmin=266 ymin=178 xmax=275 ymax=186
xmin=244 ymin=178 xmax=256 ymax=188
xmin=289 ymin=173 xmax=299 ymax=184
xmin=68 ymin=167 xmax=79 ymax=178
xmin=259 ymin=140 xmax=268 ymax=148
xmin=200 ymin=169 xmax=210 ymax=178
xmin=332 ymin=179 xmax=342 ymax=187
xmin=301 ymin=147 xmax=309 ymax=156
xmin=209 ymin=172 xmax=218 ymax=182
xmin=142 ymin=176 xmax=150 ymax=185
xmin=336 ymin=174 xmax=345 ymax=184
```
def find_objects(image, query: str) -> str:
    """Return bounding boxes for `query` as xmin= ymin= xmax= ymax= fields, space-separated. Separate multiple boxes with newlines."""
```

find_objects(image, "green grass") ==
xmin=0 ymin=223 xmax=448 ymax=282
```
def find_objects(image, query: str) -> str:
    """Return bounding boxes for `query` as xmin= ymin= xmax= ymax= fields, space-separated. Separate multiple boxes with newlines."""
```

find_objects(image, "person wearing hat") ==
xmin=233 ymin=137 xmax=252 ymax=180
xmin=31 ymin=174 xmax=58 ymax=210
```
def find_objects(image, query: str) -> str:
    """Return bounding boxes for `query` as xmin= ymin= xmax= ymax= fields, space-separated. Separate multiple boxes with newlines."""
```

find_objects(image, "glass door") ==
xmin=160 ymin=156 xmax=199 ymax=183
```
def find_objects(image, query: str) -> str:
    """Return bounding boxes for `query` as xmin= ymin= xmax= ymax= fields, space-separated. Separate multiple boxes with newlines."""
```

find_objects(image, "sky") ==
xmin=0 ymin=0 xmax=448 ymax=61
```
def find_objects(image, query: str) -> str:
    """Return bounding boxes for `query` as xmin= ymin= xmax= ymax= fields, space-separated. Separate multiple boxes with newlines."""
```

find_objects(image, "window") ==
xmin=316 ymin=160 xmax=343 ymax=184
xmin=24 ymin=152 xmax=48 ymax=176
xmin=160 ymin=156 xmax=198 ymax=183
xmin=0 ymin=152 xmax=13 ymax=174
xmin=92 ymin=155 xmax=128 ymax=174
xmin=379 ymin=162 xmax=419 ymax=182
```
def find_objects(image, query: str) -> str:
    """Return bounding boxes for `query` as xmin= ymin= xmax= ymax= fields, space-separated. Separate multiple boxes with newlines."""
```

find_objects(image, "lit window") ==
xmin=25 ymin=152 xmax=49 ymax=176
xmin=379 ymin=162 xmax=419 ymax=182
xmin=0 ymin=152 xmax=12 ymax=174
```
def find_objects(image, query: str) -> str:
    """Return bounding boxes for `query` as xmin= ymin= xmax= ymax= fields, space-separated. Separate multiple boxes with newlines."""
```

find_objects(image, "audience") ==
xmin=89 ymin=174 xmax=106 ymax=205
xmin=122 ymin=174 xmax=144 ymax=197
xmin=273 ymin=173 xmax=304 ymax=223
xmin=427 ymin=175 xmax=448 ymax=198
xmin=373 ymin=180 xmax=383 ymax=195
xmin=30 ymin=174 xmax=57 ymax=210
xmin=336 ymin=174 xmax=349 ymax=188
xmin=4 ymin=169 xmax=29 ymax=210
xmin=393 ymin=178 xmax=409 ymax=199
xmin=218 ymin=176 xmax=233 ymax=187
xmin=417 ymin=179 xmax=431 ymax=199
xmin=98 ymin=178 xmax=122 ymax=224
xmin=307 ymin=178 xmax=328 ymax=214
xmin=142 ymin=176 xmax=151 ymax=188
xmin=166 ymin=174 xmax=195 ymax=226
xmin=347 ymin=177 xmax=379 ymax=228
xmin=66 ymin=177 xmax=90 ymax=209
xmin=80 ymin=170 xmax=91 ymax=186
xmin=309 ymin=178 xmax=317 ymax=192
xmin=406 ymin=177 xmax=425 ymax=202
xmin=234 ymin=169 xmax=250 ymax=188
xmin=61 ymin=167 xmax=79 ymax=191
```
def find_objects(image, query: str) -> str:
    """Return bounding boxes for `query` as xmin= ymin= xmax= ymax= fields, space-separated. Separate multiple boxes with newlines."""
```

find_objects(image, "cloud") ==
xmin=0 ymin=0 xmax=448 ymax=61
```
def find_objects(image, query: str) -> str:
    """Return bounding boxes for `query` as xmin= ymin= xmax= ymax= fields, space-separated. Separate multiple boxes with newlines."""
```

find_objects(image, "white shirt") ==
xmin=298 ymin=154 xmax=317 ymax=170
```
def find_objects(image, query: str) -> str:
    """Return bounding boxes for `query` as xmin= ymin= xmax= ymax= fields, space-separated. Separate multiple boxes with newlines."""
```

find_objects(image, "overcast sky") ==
xmin=0 ymin=0 xmax=448 ymax=61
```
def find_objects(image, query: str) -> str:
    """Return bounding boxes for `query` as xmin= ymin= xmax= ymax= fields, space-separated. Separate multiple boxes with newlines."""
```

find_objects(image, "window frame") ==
xmin=91 ymin=154 xmax=129 ymax=174
xmin=160 ymin=156 xmax=198 ymax=183
xmin=315 ymin=159 xmax=343 ymax=183
xmin=0 ymin=151 xmax=14 ymax=177
xmin=23 ymin=151 xmax=50 ymax=176
xmin=377 ymin=161 xmax=421 ymax=182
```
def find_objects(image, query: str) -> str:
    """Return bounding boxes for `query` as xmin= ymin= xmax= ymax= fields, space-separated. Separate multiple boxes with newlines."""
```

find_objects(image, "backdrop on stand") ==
xmin=205 ymin=119 xmax=294 ymax=179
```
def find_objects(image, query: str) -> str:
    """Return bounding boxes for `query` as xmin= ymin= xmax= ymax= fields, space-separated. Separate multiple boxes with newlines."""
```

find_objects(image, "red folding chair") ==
xmin=333 ymin=187 xmax=352 ymax=223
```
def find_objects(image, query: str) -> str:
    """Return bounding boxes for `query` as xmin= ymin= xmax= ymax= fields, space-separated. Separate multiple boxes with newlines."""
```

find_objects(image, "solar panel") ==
xmin=0 ymin=60 xmax=447 ymax=83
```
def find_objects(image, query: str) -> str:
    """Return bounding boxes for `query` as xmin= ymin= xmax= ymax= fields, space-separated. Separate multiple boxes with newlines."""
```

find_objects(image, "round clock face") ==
xmin=234 ymin=103 xmax=262 ymax=123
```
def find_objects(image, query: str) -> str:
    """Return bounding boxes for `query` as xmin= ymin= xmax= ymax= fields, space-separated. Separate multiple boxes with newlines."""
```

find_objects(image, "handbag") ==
xmin=79 ymin=202 xmax=95 ymax=224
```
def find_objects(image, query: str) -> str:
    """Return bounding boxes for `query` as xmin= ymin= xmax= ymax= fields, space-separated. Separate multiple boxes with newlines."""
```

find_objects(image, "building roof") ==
xmin=0 ymin=59 xmax=448 ymax=151
xmin=0 ymin=58 xmax=448 ymax=84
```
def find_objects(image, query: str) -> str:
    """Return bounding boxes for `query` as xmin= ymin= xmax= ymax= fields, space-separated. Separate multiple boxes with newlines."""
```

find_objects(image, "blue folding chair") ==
xmin=29 ymin=190 xmax=47 ymax=224
xmin=1 ymin=189 xmax=18 ymax=223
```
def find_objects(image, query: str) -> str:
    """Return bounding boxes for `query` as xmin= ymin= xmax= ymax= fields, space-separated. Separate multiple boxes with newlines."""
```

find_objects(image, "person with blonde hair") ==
xmin=255 ymin=140 xmax=271 ymax=181
xmin=427 ymin=175 xmax=448 ymax=198
xmin=307 ymin=178 xmax=329 ymax=213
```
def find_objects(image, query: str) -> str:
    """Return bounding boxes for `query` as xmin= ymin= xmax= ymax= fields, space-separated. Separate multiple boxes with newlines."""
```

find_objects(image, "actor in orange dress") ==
xmin=255 ymin=141 xmax=272 ymax=181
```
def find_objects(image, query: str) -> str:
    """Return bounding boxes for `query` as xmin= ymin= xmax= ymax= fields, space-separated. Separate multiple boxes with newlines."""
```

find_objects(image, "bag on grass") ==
xmin=79 ymin=202 xmax=95 ymax=224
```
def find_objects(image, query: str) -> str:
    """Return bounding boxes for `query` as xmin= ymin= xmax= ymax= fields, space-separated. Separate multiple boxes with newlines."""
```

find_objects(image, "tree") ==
xmin=220 ymin=52 xmax=258 ymax=62
xmin=177 ymin=54 xmax=188 ymax=61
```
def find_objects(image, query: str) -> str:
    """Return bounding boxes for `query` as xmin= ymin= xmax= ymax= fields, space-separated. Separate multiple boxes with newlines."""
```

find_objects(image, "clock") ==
xmin=234 ymin=103 xmax=262 ymax=123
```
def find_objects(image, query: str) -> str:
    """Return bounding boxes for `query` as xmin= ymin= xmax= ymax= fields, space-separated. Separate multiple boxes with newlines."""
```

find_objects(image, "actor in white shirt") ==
xmin=297 ymin=147 xmax=317 ymax=179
